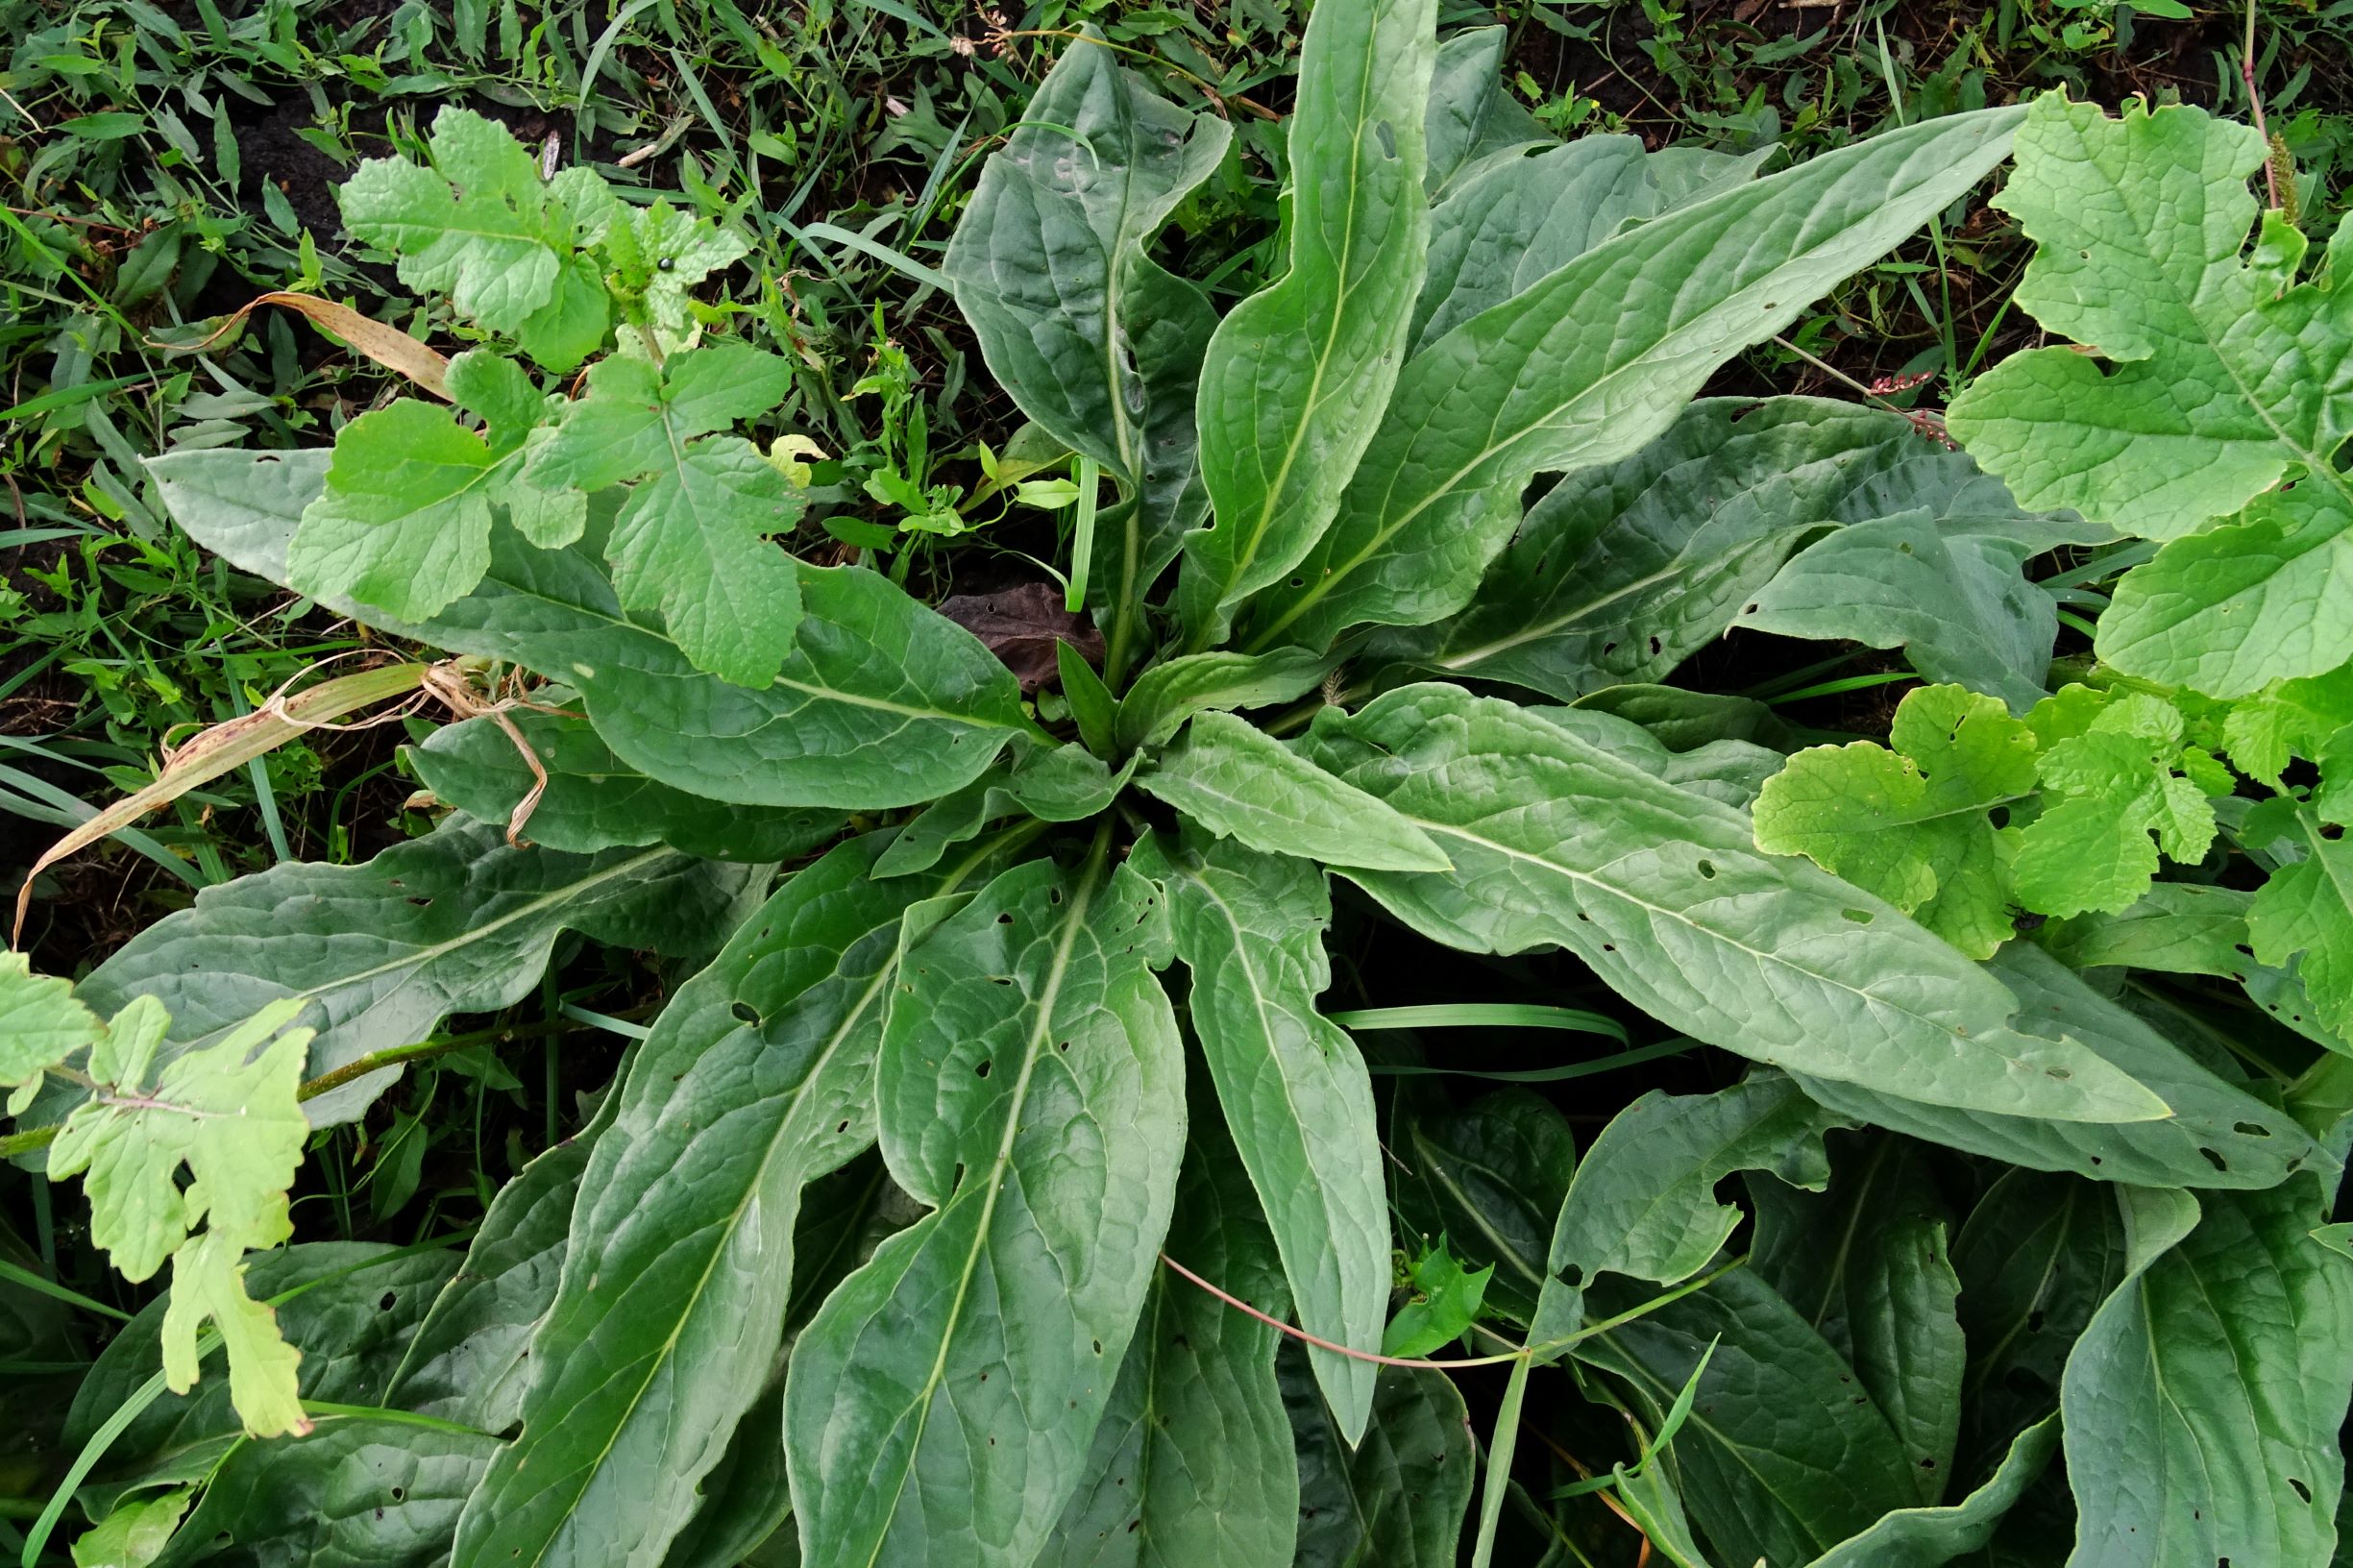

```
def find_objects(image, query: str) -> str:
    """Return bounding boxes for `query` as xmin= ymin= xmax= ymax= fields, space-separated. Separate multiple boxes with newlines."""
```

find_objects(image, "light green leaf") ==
xmin=786 ymin=853 xmax=1185 ymax=1568
xmin=1787 ymin=943 xmax=2324 ymax=1189
xmin=69 ymin=815 xmax=754 ymax=1127
xmin=623 ymin=202 xmax=751 ymax=347
xmin=1802 ymin=1415 xmax=2059 ymax=1568
xmin=1754 ymin=684 xmax=2038 ymax=959
xmin=1113 ymin=648 xmax=1333 ymax=753
xmin=1240 ymin=107 xmax=2022 ymax=651
xmin=1419 ymin=28 xmax=1546 ymax=199
xmin=943 ymin=32 xmax=1228 ymax=662
xmin=1139 ymin=711 xmax=1451 ymax=873
xmin=1179 ymin=0 xmax=1434 ymax=643
xmin=2063 ymin=1176 xmax=2353 ymax=1567
xmin=1576 ymin=1266 xmax=1920 ymax=1567
xmin=1947 ymin=97 xmax=2352 ymax=544
xmin=452 ymin=833 xmax=992 ymax=1568
xmin=287 ymin=400 xmax=503 ymax=621
xmin=1392 ymin=1088 xmax=1576 ymax=1324
xmin=1549 ymin=1076 xmax=1843 ymax=1297
xmin=1286 ymin=1354 xmax=1475 ymax=1568
xmin=1380 ymin=1240 xmax=1490 ymax=1359
xmin=2035 ymin=882 xmax=2256 ymax=977
xmin=146 ymin=449 xmax=1034 ymax=808
xmin=0 ymin=949 xmax=101 ymax=1088
xmin=2012 ymin=692 xmax=2218 ymax=919
xmin=159 ymin=1231 xmax=307 ymax=1438
xmin=1129 ymin=829 xmax=1385 ymax=1437
xmin=72 ymin=1487 xmax=189 ymax=1568
xmin=1299 ymin=685 xmax=2168 ymax=1122
xmin=339 ymin=107 xmax=568 ymax=335
xmin=1751 ymin=1133 xmax=1965 ymax=1504
xmin=409 ymin=707 xmax=842 ymax=862
xmin=1382 ymin=400 xmax=2017 ymax=702
xmin=1038 ymin=1113 xmax=1298 ymax=1568
xmin=2223 ymin=664 xmax=2353 ymax=786
xmin=2248 ymin=807 xmax=2353 ymax=1039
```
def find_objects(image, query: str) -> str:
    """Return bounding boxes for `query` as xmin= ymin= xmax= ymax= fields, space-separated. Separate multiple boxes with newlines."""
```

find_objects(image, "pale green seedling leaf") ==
xmin=1380 ymin=1240 xmax=1492 ymax=1359
xmin=1754 ymin=684 xmax=2038 ymax=958
xmin=2249 ymin=808 xmax=2353 ymax=1041
xmin=159 ymin=1231 xmax=308 ymax=1438
xmin=2013 ymin=692 xmax=2220 ymax=919
xmin=71 ymin=1485 xmax=190 ymax=1568
xmin=2223 ymin=665 xmax=2353 ymax=786
xmin=287 ymin=400 xmax=505 ymax=621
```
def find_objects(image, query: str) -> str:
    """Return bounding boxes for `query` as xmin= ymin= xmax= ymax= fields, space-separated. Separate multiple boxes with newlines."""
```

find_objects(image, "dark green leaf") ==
xmin=1113 ymin=649 xmax=1333 ymax=754
xmin=1802 ymin=1414 xmax=2059 ymax=1568
xmin=1285 ymin=1351 xmax=1475 ymax=1568
xmin=1392 ymin=1088 xmax=1576 ymax=1323
xmin=1139 ymin=711 xmax=1452 ymax=873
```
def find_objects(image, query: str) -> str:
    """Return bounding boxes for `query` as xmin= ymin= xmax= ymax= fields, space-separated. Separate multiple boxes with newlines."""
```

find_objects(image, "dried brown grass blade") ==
xmin=174 ymin=293 xmax=451 ymax=401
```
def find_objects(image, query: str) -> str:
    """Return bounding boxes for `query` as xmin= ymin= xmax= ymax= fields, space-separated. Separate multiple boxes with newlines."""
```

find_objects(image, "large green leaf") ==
xmin=1129 ymin=829 xmax=1385 ymax=1439
xmin=2064 ymin=1176 xmax=2353 ymax=1567
xmin=1297 ymin=685 xmax=2166 ymax=1121
xmin=1238 ymin=107 xmax=2022 ymax=651
xmin=1286 ymin=1352 xmax=1475 ymax=1568
xmin=1576 ymin=1266 xmax=1920 ymax=1567
xmin=1750 ymin=1133 xmax=1965 ymax=1505
xmin=785 ymin=851 xmax=1185 ymax=1568
xmin=68 ymin=816 xmax=750 ymax=1126
xmin=1419 ymin=28 xmax=1545 ymax=199
xmin=385 ymin=1089 xmax=618 ymax=1433
xmin=147 ymin=450 xmax=1033 ymax=808
xmin=1788 ymin=943 xmax=2325 ymax=1189
xmin=147 ymin=1416 xmax=497 ymax=1568
xmin=411 ymin=708 xmax=842 ymax=862
xmin=1137 ymin=711 xmax=1451 ymax=874
xmin=1391 ymin=1088 xmax=1576 ymax=1323
xmin=1179 ymin=0 xmax=1434 ymax=644
xmin=1412 ymin=138 xmax=1765 ymax=351
xmin=1802 ymin=1415 xmax=2060 ymax=1568
xmin=1038 ymin=1113 xmax=1297 ymax=1568
xmin=1112 ymin=648 xmax=1333 ymax=753
xmin=286 ymin=399 xmax=507 ymax=623
xmin=942 ymin=32 xmax=1227 ymax=667
xmin=451 ymin=832 xmax=993 ymax=1568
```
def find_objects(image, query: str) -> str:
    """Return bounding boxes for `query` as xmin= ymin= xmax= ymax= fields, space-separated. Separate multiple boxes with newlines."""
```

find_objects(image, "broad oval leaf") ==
xmin=1130 ymin=830 xmax=1386 ymax=1439
xmin=1138 ymin=711 xmax=1451 ymax=873
xmin=785 ymin=853 xmax=1186 ymax=1568
xmin=1298 ymin=685 xmax=2167 ymax=1122
xmin=451 ymin=832 xmax=994 ymax=1568
xmin=1179 ymin=0 xmax=1434 ymax=643
xmin=1239 ymin=106 xmax=2023 ymax=651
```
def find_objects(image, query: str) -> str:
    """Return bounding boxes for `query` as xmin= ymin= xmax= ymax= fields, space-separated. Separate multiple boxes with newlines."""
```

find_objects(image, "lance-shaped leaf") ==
xmin=1298 ymin=685 xmax=2167 ymax=1122
xmin=1138 ymin=711 xmax=1451 ymax=874
xmin=2064 ymin=1176 xmax=2353 ymax=1567
xmin=1755 ymin=684 xmax=2039 ymax=960
xmin=1750 ymin=1133 xmax=1965 ymax=1505
xmin=68 ymin=815 xmax=753 ymax=1127
xmin=410 ymin=708 xmax=841 ymax=862
xmin=1942 ymin=97 xmax=2353 ymax=697
xmin=1412 ymin=137 xmax=1767 ymax=351
xmin=1392 ymin=1088 xmax=1576 ymax=1324
xmin=943 ymin=32 xmax=1228 ymax=641
xmin=1179 ymin=0 xmax=1434 ymax=642
xmin=873 ymin=736 xmax=1129 ymax=879
xmin=451 ymin=833 xmax=994 ymax=1568
xmin=1789 ymin=943 xmax=2324 ymax=1189
xmin=1113 ymin=648 xmax=1333 ymax=753
xmin=147 ymin=450 xmax=1034 ymax=808
xmin=1576 ymin=1266 xmax=1920 ymax=1567
xmin=1129 ymin=830 xmax=1385 ymax=1438
xmin=2035 ymin=882 xmax=2257 ymax=978
xmin=1381 ymin=400 xmax=2030 ymax=703
xmin=1238 ymin=107 xmax=2022 ymax=651
xmin=1803 ymin=1415 xmax=2060 ymax=1568
xmin=386 ymin=1091 xmax=617 ymax=1433
xmin=786 ymin=853 xmax=1185 ymax=1568
xmin=1286 ymin=1351 xmax=1475 ymax=1568
xmin=1039 ymin=1113 xmax=1298 ymax=1568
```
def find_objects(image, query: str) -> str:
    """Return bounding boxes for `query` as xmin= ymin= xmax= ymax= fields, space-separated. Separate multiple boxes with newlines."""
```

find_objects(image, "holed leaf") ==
xmin=2248 ymin=806 xmax=2353 ymax=1040
xmin=785 ymin=852 xmax=1185 ymax=1567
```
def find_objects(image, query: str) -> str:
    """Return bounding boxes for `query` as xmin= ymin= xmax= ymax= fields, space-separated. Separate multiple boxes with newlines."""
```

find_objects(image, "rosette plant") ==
xmin=12 ymin=5 xmax=2351 ymax=1568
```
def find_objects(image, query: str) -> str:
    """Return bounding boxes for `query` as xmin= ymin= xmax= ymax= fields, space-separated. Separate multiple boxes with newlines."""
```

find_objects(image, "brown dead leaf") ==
xmin=170 ymin=293 xmax=451 ymax=401
xmin=935 ymin=583 xmax=1103 ymax=696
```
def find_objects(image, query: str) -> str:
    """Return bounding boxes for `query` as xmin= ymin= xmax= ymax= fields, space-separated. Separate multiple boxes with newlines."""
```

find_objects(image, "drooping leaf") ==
xmin=1576 ymin=1266 xmax=1920 ymax=1568
xmin=785 ymin=852 xmax=1185 ymax=1568
xmin=1802 ymin=1415 xmax=2060 ymax=1568
xmin=1128 ymin=829 xmax=1385 ymax=1437
xmin=1179 ymin=0 xmax=1434 ymax=643
xmin=942 ymin=31 xmax=1228 ymax=663
xmin=1298 ymin=685 xmax=2167 ymax=1121
xmin=937 ymin=583 xmax=1106 ymax=697
xmin=148 ymin=450 xmax=1035 ymax=810
xmin=1038 ymin=1111 xmax=1298 ymax=1568
xmin=2035 ymin=882 xmax=2257 ymax=977
xmin=1788 ymin=943 xmax=2323 ymax=1189
xmin=1392 ymin=1088 xmax=1577 ymax=1323
xmin=1239 ymin=108 xmax=2022 ymax=651
xmin=1113 ymin=648 xmax=1333 ymax=753
xmin=452 ymin=832 xmax=998 ymax=1568
xmin=67 ymin=815 xmax=754 ymax=1127
xmin=1750 ymin=1132 xmax=1965 ymax=1504
xmin=2063 ymin=1176 xmax=2353 ymax=1567
xmin=1285 ymin=1351 xmax=1475 ymax=1568
xmin=1754 ymin=684 xmax=2038 ymax=959
xmin=1138 ymin=711 xmax=1452 ymax=874
xmin=409 ymin=707 xmax=842 ymax=862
